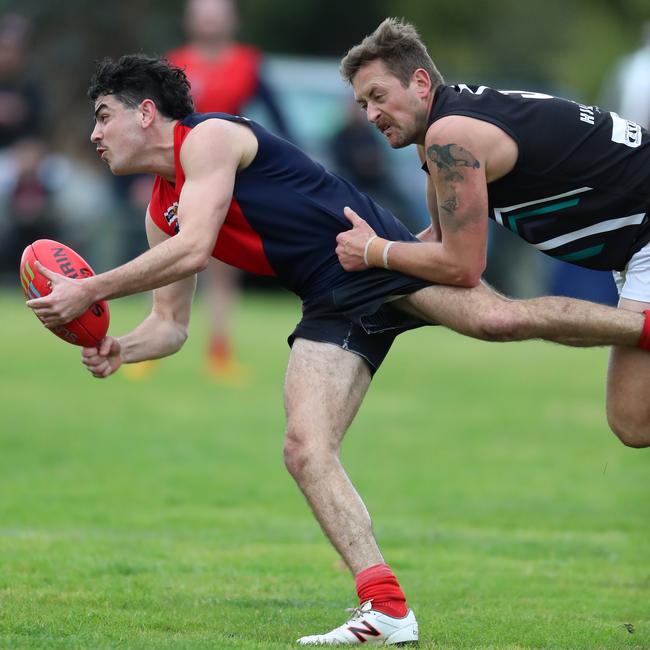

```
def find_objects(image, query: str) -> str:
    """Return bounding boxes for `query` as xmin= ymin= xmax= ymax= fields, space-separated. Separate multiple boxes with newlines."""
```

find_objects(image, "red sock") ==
xmin=209 ymin=336 xmax=231 ymax=361
xmin=355 ymin=563 xmax=408 ymax=618
xmin=638 ymin=310 xmax=650 ymax=350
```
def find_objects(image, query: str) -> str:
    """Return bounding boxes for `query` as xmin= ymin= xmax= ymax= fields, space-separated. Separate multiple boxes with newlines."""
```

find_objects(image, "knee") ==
xmin=283 ymin=428 xmax=338 ymax=481
xmin=283 ymin=430 xmax=308 ymax=479
xmin=607 ymin=408 xmax=650 ymax=449
xmin=471 ymin=307 xmax=524 ymax=342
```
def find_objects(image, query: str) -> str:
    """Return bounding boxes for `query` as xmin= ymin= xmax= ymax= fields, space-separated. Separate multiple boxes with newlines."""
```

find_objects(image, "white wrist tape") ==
xmin=363 ymin=235 xmax=378 ymax=267
xmin=382 ymin=241 xmax=394 ymax=270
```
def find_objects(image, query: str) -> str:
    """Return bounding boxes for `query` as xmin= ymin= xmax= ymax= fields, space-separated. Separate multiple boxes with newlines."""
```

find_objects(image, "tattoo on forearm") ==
xmin=441 ymin=196 xmax=459 ymax=216
xmin=427 ymin=143 xmax=481 ymax=232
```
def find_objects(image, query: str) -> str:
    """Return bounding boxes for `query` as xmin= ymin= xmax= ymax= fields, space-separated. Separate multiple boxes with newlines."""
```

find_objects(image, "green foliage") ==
xmin=1 ymin=290 xmax=649 ymax=648
xmin=375 ymin=0 xmax=648 ymax=99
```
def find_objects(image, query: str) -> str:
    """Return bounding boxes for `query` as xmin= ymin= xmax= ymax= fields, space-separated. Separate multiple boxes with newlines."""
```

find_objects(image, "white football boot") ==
xmin=297 ymin=600 xmax=418 ymax=645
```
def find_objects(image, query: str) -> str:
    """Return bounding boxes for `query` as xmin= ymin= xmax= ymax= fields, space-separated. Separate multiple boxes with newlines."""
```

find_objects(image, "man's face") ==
xmin=91 ymin=95 xmax=146 ymax=175
xmin=185 ymin=0 xmax=235 ymax=43
xmin=352 ymin=59 xmax=428 ymax=149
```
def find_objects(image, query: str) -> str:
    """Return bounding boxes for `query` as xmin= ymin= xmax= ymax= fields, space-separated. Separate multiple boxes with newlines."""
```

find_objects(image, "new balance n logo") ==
xmin=347 ymin=620 xmax=381 ymax=642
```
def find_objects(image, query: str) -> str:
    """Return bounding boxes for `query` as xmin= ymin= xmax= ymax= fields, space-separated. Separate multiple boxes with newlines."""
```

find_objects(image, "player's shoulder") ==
xmin=183 ymin=115 xmax=255 ymax=146
xmin=425 ymin=113 xmax=484 ymax=147
xmin=181 ymin=117 xmax=258 ymax=169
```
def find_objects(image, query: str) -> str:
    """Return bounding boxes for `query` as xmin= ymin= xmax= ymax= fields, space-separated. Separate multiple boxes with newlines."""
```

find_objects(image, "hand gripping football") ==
xmin=20 ymin=239 xmax=110 ymax=347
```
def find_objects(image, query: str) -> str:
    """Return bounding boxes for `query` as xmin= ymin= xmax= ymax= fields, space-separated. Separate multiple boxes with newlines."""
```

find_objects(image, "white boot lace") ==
xmin=344 ymin=600 xmax=373 ymax=622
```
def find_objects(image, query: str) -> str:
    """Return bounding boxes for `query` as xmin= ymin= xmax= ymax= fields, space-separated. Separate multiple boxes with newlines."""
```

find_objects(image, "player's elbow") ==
xmin=165 ymin=322 xmax=190 ymax=354
xmin=184 ymin=246 xmax=212 ymax=274
xmin=175 ymin=324 xmax=190 ymax=350
xmin=150 ymin=310 xmax=190 ymax=353
xmin=453 ymin=269 xmax=482 ymax=287
xmin=190 ymin=253 xmax=211 ymax=274
xmin=171 ymin=317 xmax=190 ymax=344
xmin=447 ymin=261 xmax=484 ymax=287
xmin=176 ymin=233 xmax=214 ymax=274
xmin=182 ymin=247 xmax=212 ymax=274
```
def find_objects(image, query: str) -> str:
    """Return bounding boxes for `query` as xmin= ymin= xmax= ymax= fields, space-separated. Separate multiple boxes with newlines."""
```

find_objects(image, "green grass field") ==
xmin=0 ymin=289 xmax=648 ymax=649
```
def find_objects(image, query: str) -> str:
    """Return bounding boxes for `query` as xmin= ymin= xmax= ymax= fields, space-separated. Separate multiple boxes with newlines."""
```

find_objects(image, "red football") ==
xmin=20 ymin=239 xmax=110 ymax=347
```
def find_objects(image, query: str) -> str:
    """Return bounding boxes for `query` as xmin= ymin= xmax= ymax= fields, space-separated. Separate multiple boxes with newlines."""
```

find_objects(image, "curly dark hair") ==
xmin=87 ymin=54 xmax=194 ymax=119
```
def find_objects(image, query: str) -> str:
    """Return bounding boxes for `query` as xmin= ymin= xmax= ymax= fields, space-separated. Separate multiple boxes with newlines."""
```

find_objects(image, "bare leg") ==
xmin=397 ymin=281 xmax=644 ymax=347
xmin=607 ymin=298 xmax=650 ymax=448
xmin=283 ymin=338 xmax=382 ymax=573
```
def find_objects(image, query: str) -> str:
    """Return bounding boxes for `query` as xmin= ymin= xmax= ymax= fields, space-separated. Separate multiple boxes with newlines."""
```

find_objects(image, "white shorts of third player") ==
xmin=613 ymin=240 xmax=650 ymax=303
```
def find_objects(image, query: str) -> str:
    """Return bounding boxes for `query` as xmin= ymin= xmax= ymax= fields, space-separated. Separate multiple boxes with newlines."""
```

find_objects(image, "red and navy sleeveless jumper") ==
xmin=149 ymin=112 xmax=432 ymax=372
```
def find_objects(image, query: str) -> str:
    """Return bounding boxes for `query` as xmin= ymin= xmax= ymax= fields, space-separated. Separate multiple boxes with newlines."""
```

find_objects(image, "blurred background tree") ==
xmin=4 ymin=0 xmax=649 ymax=147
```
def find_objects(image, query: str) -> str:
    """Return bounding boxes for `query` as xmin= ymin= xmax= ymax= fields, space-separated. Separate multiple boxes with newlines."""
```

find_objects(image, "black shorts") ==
xmin=288 ymin=269 xmax=434 ymax=374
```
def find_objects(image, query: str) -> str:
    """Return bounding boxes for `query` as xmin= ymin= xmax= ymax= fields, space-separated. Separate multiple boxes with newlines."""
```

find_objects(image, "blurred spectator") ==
xmin=166 ymin=0 xmax=291 ymax=385
xmin=0 ymin=138 xmax=60 ymax=276
xmin=329 ymin=100 xmax=415 ymax=232
xmin=0 ymin=13 xmax=42 ymax=148
xmin=0 ymin=12 xmax=116 ymax=284
xmin=0 ymin=13 xmax=59 ymax=281
xmin=0 ymin=135 xmax=115 ymax=283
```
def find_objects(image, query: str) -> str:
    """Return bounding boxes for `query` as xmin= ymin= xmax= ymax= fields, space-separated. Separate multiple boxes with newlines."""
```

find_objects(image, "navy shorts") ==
xmin=288 ymin=269 xmax=435 ymax=374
